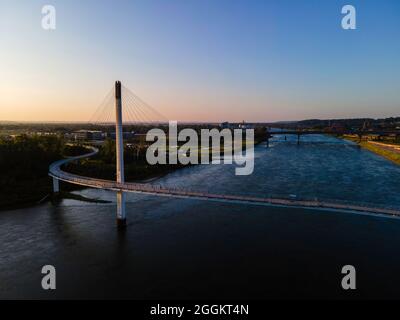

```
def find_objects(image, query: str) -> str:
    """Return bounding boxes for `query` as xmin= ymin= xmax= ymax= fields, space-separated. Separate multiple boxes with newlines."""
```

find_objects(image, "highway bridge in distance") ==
xmin=265 ymin=129 xmax=400 ymax=146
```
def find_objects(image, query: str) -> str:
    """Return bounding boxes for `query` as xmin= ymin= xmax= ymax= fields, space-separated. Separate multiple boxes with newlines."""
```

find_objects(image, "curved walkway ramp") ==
xmin=49 ymin=148 xmax=400 ymax=218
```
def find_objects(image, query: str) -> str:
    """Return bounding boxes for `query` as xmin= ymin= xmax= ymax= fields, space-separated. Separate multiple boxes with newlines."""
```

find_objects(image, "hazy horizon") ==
xmin=1 ymin=0 xmax=400 ymax=122
xmin=2 ymin=114 xmax=400 ymax=125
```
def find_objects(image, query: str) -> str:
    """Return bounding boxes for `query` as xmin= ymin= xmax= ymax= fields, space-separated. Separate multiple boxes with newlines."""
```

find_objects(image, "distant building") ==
xmin=220 ymin=122 xmax=231 ymax=129
xmin=35 ymin=132 xmax=57 ymax=136
xmin=73 ymin=130 xmax=103 ymax=141
xmin=5 ymin=135 xmax=17 ymax=140
xmin=238 ymin=121 xmax=254 ymax=130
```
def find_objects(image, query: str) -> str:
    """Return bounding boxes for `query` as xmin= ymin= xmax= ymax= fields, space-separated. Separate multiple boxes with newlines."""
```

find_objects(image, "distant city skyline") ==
xmin=1 ymin=0 xmax=400 ymax=122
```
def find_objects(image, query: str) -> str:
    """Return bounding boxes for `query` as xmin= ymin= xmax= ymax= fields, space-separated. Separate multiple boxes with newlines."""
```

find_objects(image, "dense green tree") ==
xmin=0 ymin=135 xmax=66 ymax=208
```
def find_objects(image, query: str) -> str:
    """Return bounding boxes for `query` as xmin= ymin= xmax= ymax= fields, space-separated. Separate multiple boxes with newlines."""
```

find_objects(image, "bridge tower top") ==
xmin=115 ymin=80 xmax=121 ymax=99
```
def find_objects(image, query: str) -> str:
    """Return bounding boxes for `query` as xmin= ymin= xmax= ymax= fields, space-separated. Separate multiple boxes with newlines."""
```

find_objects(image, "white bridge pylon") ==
xmin=115 ymin=81 xmax=126 ymax=228
xmin=50 ymin=80 xmax=169 ymax=229
xmin=51 ymin=81 xmax=130 ymax=229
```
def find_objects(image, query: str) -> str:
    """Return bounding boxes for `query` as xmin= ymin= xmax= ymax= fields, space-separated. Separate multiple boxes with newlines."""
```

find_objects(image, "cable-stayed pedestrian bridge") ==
xmin=49 ymin=147 xmax=400 ymax=220
xmin=49 ymin=81 xmax=400 ymax=228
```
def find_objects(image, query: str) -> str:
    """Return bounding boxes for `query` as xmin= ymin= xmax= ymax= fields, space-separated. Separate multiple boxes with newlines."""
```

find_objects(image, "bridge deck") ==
xmin=49 ymin=147 xmax=400 ymax=218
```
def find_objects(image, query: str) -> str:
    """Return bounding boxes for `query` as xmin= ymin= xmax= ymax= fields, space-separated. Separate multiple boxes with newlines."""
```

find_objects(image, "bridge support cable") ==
xmin=121 ymin=85 xmax=168 ymax=124
xmin=90 ymin=85 xmax=168 ymax=126
xmin=89 ymin=88 xmax=115 ymax=126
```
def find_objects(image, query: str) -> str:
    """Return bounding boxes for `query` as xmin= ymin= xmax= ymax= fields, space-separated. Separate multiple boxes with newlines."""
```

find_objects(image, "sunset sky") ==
xmin=1 ymin=0 xmax=400 ymax=122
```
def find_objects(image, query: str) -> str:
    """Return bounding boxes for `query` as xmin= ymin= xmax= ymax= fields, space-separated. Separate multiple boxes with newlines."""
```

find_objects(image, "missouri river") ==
xmin=1 ymin=134 xmax=400 ymax=299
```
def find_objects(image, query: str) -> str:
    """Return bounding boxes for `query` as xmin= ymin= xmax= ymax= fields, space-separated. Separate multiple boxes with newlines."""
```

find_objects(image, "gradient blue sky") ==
xmin=1 ymin=0 xmax=399 ymax=122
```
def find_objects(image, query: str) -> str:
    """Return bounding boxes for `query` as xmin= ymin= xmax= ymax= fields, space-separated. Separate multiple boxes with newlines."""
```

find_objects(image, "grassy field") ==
xmin=342 ymin=135 xmax=400 ymax=166
xmin=360 ymin=142 xmax=400 ymax=165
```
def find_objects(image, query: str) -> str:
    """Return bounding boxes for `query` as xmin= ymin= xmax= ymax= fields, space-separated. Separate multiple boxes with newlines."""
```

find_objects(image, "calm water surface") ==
xmin=1 ymin=135 xmax=400 ymax=299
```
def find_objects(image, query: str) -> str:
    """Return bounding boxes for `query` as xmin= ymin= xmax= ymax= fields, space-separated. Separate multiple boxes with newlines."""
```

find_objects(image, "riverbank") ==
xmin=52 ymin=191 xmax=111 ymax=204
xmin=341 ymin=135 xmax=400 ymax=166
xmin=0 ymin=178 xmax=92 ymax=211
